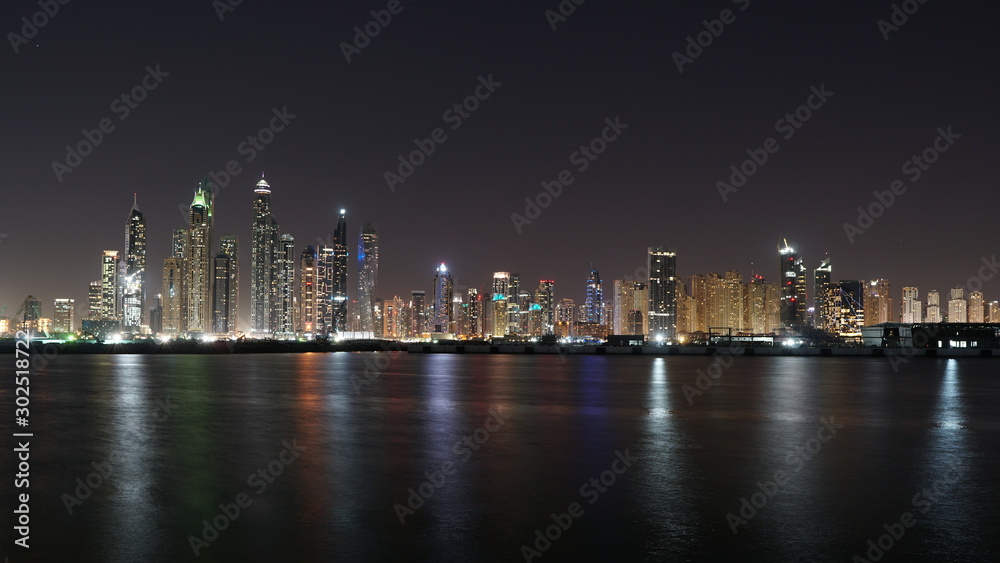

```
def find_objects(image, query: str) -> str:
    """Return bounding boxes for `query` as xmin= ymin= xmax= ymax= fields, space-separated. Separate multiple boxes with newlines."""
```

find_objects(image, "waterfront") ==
xmin=3 ymin=354 xmax=998 ymax=562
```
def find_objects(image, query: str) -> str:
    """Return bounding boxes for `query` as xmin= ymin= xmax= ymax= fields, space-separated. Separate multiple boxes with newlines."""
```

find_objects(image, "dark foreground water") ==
xmin=2 ymin=353 xmax=999 ymax=562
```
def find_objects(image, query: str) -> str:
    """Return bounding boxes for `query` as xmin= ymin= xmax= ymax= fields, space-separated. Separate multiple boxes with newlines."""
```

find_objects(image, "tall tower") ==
xmin=274 ymin=234 xmax=295 ymax=335
xmin=430 ymin=264 xmax=454 ymax=333
xmin=184 ymin=178 xmax=215 ymax=333
xmin=410 ymin=290 xmax=426 ymax=336
xmin=100 ymin=250 xmax=120 ymax=320
xmin=219 ymin=235 xmax=239 ymax=334
xmin=778 ymin=239 xmax=806 ymax=330
xmin=926 ymin=290 xmax=942 ymax=323
xmin=212 ymin=253 xmax=231 ymax=334
xmin=969 ymin=291 xmax=985 ymax=323
xmin=250 ymin=176 xmax=279 ymax=335
xmin=123 ymin=194 xmax=146 ymax=332
xmin=585 ymin=268 xmax=603 ymax=324
xmin=648 ymin=247 xmax=677 ymax=341
xmin=300 ymin=246 xmax=317 ymax=333
xmin=901 ymin=287 xmax=921 ymax=324
xmin=865 ymin=279 xmax=892 ymax=326
xmin=814 ymin=256 xmax=832 ymax=329
xmin=333 ymin=209 xmax=349 ymax=333
xmin=948 ymin=287 xmax=967 ymax=323
xmin=536 ymin=280 xmax=555 ymax=335
xmin=357 ymin=221 xmax=379 ymax=334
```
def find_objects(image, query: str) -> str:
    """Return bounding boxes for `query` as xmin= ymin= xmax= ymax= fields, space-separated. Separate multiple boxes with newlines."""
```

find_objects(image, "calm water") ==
xmin=3 ymin=353 xmax=999 ymax=562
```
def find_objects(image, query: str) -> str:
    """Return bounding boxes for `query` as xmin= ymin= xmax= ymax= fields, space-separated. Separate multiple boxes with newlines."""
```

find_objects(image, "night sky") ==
xmin=1 ymin=0 xmax=997 ymax=328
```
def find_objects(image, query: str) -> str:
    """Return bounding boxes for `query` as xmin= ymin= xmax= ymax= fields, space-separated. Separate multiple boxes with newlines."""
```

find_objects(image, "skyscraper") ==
xmin=332 ymin=209 xmax=349 ymax=333
xmin=969 ymin=291 xmax=985 ymax=323
xmin=150 ymin=294 xmax=163 ymax=336
xmin=689 ymin=273 xmax=708 ymax=333
xmin=100 ymin=250 xmax=121 ymax=320
xmin=948 ymin=287 xmax=967 ymax=323
xmin=275 ymin=234 xmax=295 ymax=335
xmin=357 ymin=221 xmax=378 ymax=334
xmin=161 ymin=258 xmax=183 ymax=334
xmin=185 ymin=178 xmax=215 ymax=333
xmin=316 ymin=246 xmax=335 ymax=334
xmin=171 ymin=228 xmax=186 ymax=259
xmin=584 ymin=268 xmax=603 ymax=325
xmin=746 ymin=275 xmax=767 ymax=334
xmin=490 ymin=272 xmax=511 ymax=336
xmin=613 ymin=279 xmax=648 ymax=335
xmin=212 ymin=253 xmax=231 ymax=334
xmin=430 ymin=264 xmax=453 ymax=333
xmin=836 ymin=280 xmax=865 ymax=337
xmin=123 ymin=195 xmax=146 ymax=332
xmin=901 ymin=287 xmax=921 ymax=324
xmin=864 ymin=279 xmax=892 ymax=326
xmin=410 ymin=290 xmax=426 ymax=336
xmin=88 ymin=280 xmax=101 ymax=319
xmin=926 ymin=290 xmax=942 ymax=323
xmin=53 ymin=298 xmax=75 ymax=332
xmin=300 ymin=246 xmax=317 ymax=333
xmin=778 ymin=240 xmax=807 ymax=330
xmin=251 ymin=176 xmax=279 ymax=335
xmin=219 ymin=235 xmax=240 ymax=334
xmin=536 ymin=280 xmax=555 ymax=335
xmin=989 ymin=301 xmax=1000 ymax=323
xmin=648 ymin=247 xmax=677 ymax=341
xmin=814 ymin=256 xmax=832 ymax=329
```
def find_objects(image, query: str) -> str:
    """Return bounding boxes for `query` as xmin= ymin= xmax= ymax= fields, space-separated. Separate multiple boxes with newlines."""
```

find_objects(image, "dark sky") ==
xmin=1 ymin=0 xmax=997 ymax=328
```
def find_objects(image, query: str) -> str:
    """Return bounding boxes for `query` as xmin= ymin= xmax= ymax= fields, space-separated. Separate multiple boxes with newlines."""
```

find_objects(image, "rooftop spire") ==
xmin=132 ymin=192 xmax=138 ymax=211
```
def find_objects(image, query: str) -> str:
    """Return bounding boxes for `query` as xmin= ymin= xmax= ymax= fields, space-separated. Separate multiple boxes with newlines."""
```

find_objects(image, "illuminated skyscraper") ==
xmin=969 ymin=291 xmax=985 ymax=323
xmin=219 ymin=235 xmax=239 ymax=334
xmin=357 ymin=221 xmax=378 ymax=333
xmin=746 ymin=275 xmax=767 ymax=334
xmin=171 ymin=228 xmax=186 ymax=259
xmin=185 ymin=178 xmax=215 ymax=333
xmin=901 ymin=287 xmax=921 ymax=324
xmin=162 ymin=258 xmax=182 ymax=333
xmin=584 ymin=268 xmax=603 ymax=325
xmin=316 ymin=246 xmax=335 ymax=334
xmin=300 ymin=246 xmax=317 ymax=333
xmin=765 ymin=282 xmax=781 ymax=333
xmin=835 ymin=280 xmax=864 ymax=337
xmin=53 ymin=298 xmax=75 ymax=333
xmin=814 ymin=256 xmax=832 ymax=329
xmin=123 ymin=195 xmax=146 ymax=332
xmin=88 ymin=280 xmax=101 ymax=320
xmin=100 ymin=250 xmax=121 ymax=320
xmin=689 ymin=273 xmax=708 ymax=333
xmin=275 ymin=234 xmax=295 ymax=335
xmin=989 ymin=301 xmax=1000 ymax=323
xmin=490 ymin=272 xmax=511 ymax=336
xmin=948 ymin=287 xmax=967 ymax=323
xmin=212 ymin=253 xmax=231 ymax=334
xmin=778 ymin=240 xmax=807 ymax=330
xmin=251 ymin=176 xmax=279 ymax=335
xmin=430 ymin=264 xmax=454 ymax=333
xmin=613 ymin=279 xmax=648 ymax=335
xmin=535 ymin=280 xmax=555 ymax=335
xmin=648 ymin=247 xmax=677 ymax=341
xmin=464 ymin=288 xmax=481 ymax=337
xmin=410 ymin=290 xmax=426 ymax=336
xmin=864 ymin=279 xmax=892 ymax=326
xmin=332 ymin=209 xmax=349 ymax=333
xmin=926 ymin=290 xmax=942 ymax=323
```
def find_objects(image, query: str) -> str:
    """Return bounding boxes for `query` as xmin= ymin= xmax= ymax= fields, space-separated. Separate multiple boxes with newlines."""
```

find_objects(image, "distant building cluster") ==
xmin=3 ymin=185 xmax=999 ymax=343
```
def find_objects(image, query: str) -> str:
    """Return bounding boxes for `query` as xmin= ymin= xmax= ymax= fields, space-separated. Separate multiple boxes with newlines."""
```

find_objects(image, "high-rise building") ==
xmin=219 ymin=235 xmax=239 ymax=334
xmin=100 ymin=250 xmax=121 ymax=320
xmin=865 ymin=279 xmax=892 ymax=326
xmin=212 ymin=253 xmax=231 ymax=334
xmin=948 ymin=287 xmax=967 ymax=323
xmin=613 ymin=279 xmax=648 ymax=335
xmin=316 ymin=246 xmax=335 ymax=334
xmin=185 ymin=178 xmax=215 ymax=333
xmin=814 ymin=256 xmax=832 ymax=329
xmin=584 ymin=268 xmax=603 ymax=325
xmin=490 ymin=272 xmax=511 ymax=336
xmin=88 ymin=280 xmax=101 ymax=319
xmin=647 ymin=247 xmax=677 ymax=341
xmin=410 ymin=290 xmax=426 ymax=336
xmin=765 ymin=282 xmax=781 ymax=333
xmin=989 ymin=301 xmax=1000 ymax=323
xmin=300 ymin=246 xmax=317 ymax=333
xmin=357 ymin=221 xmax=378 ymax=334
xmin=901 ymin=287 xmax=921 ymax=324
xmin=123 ymin=195 xmax=146 ymax=332
xmin=835 ymin=280 xmax=865 ymax=337
xmin=746 ymin=275 xmax=767 ymax=334
xmin=162 ymin=258 xmax=183 ymax=333
xmin=251 ymin=176 xmax=279 ymax=335
xmin=464 ymin=288 xmax=481 ymax=337
xmin=723 ymin=270 xmax=744 ymax=332
xmin=383 ymin=296 xmax=406 ymax=339
xmin=275 ymin=234 xmax=296 ymax=336
xmin=53 ymin=298 xmax=75 ymax=333
xmin=332 ymin=209 xmax=349 ymax=333
xmin=431 ymin=264 xmax=454 ymax=333
xmin=926 ymin=290 xmax=942 ymax=323
xmin=778 ymin=240 xmax=807 ymax=329
xmin=969 ymin=291 xmax=985 ymax=323
xmin=171 ymin=228 xmax=186 ymax=260
xmin=22 ymin=296 xmax=42 ymax=336
xmin=689 ymin=273 xmax=708 ymax=333
xmin=149 ymin=294 xmax=163 ymax=336
xmin=535 ymin=280 xmax=555 ymax=335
